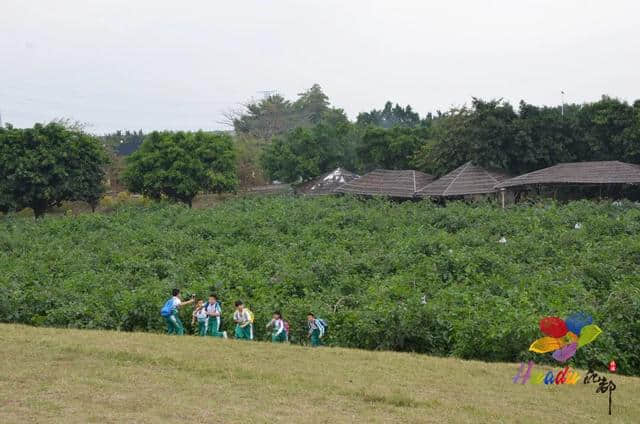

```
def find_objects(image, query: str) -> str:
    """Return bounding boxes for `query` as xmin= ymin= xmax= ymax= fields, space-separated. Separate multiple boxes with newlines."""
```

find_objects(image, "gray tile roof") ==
xmin=416 ymin=162 xmax=510 ymax=197
xmin=335 ymin=169 xmax=434 ymax=198
xmin=495 ymin=161 xmax=640 ymax=189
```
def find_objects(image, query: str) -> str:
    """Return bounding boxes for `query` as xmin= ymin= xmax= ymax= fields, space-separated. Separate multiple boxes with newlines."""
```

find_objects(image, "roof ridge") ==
xmin=483 ymin=166 xmax=501 ymax=185
xmin=442 ymin=161 xmax=470 ymax=196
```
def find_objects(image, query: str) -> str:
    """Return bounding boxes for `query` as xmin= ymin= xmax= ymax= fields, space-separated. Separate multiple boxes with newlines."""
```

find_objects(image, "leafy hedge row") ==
xmin=1 ymin=197 xmax=639 ymax=375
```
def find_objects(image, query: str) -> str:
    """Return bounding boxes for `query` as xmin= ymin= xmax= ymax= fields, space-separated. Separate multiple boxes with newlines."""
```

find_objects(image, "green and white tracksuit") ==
xmin=308 ymin=319 xmax=324 ymax=347
xmin=269 ymin=318 xmax=287 ymax=343
xmin=234 ymin=309 xmax=253 ymax=340
xmin=164 ymin=296 xmax=184 ymax=335
xmin=205 ymin=301 xmax=225 ymax=338
xmin=194 ymin=308 xmax=208 ymax=336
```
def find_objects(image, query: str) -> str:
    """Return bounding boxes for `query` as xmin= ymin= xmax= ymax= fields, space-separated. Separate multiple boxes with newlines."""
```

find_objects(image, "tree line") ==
xmin=0 ymin=124 xmax=237 ymax=217
xmin=250 ymin=87 xmax=640 ymax=182
xmin=2 ymin=84 xmax=640 ymax=217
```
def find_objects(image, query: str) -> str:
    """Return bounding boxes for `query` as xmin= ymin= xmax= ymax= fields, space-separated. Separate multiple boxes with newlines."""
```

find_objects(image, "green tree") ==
xmin=294 ymin=83 xmax=330 ymax=124
xmin=232 ymin=94 xmax=302 ymax=140
xmin=464 ymin=98 xmax=518 ymax=171
xmin=260 ymin=110 xmax=359 ymax=182
xmin=231 ymin=84 xmax=332 ymax=140
xmin=234 ymin=134 xmax=268 ymax=188
xmin=578 ymin=96 xmax=637 ymax=161
xmin=358 ymin=126 xmax=428 ymax=170
xmin=123 ymin=131 xmax=237 ymax=207
xmin=0 ymin=122 xmax=108 ymax=218
xmin=412 ymin=99 xmax=526 ymax=175
xmin=511 ymin=101 xmax=581 ymax=174
xmin=357 ymin=101 xmax=421 ymax=128
xmin=620 ymin=100 xmax=640 ymax=163
xmin=411 ymin=108 xmax=471 ymax=175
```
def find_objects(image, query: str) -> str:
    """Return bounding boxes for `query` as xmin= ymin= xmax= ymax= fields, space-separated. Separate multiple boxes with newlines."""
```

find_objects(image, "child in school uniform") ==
xmin=192 ymin=299 xmax=208 ymax=336
xmin=204 ymin=294 xmax=227 ymax=339
xmin=160 ymin=288 xmax=195 ymax=335
xmin=307 ymin=313 xmax=325 ymax=347
xmin=233 ymin=300 xmax=253 ymax=340
xmin=266 ymin=311 xmax=287 ymax=343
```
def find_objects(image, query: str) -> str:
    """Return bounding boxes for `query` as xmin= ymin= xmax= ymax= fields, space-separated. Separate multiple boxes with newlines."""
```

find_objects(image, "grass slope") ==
xmin=1 ymin=325 xmax=639 ymax=424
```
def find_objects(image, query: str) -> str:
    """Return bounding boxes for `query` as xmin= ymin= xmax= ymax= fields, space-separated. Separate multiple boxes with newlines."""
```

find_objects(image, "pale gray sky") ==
xmin=2 ymin=0 xmax=639 ymax=134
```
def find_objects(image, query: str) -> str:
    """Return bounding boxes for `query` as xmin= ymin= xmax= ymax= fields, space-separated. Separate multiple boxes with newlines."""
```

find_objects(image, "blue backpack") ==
xmin=160 ymin=298 xmax=175 ymax=317
xmin=316 ymin=318 xmax=328 ymax=335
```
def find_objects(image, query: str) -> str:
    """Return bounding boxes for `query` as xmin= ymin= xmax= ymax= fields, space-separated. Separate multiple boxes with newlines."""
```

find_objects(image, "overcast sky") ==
xmin=2 ymin=0 xmax=639 ymax=134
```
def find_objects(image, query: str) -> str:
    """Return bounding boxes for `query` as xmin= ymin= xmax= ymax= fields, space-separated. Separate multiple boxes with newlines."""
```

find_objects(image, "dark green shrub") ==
xmin=1 ymin=197 xmax=639 ymax=375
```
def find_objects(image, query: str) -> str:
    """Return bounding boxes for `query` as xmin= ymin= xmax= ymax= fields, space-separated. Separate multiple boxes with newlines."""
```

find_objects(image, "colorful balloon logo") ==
xmin=529 ymin=312 xmax=601 ymax=363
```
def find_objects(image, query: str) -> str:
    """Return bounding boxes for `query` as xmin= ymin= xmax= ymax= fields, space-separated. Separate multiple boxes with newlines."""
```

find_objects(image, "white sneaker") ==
xmin=223 ymin=331 xmax=228 ymax=339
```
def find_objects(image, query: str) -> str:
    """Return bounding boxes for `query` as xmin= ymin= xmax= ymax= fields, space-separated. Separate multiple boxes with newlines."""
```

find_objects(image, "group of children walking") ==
xmin=160 ymin=288 xmax=326 ymax=346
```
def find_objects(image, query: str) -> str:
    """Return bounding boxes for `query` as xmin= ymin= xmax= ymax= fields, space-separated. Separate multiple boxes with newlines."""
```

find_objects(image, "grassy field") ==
xmin=1 ymin=324 xmax=639 ymax=423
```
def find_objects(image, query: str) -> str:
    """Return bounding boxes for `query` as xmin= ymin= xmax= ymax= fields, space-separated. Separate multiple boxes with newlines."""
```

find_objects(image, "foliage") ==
xmin=1 ymin=197 xmax=640 ymax=376
xmin=123 ymin=131 xmax=237 ymax=207
xmin=356 ymin=101 xmax=423 ymax=128
xmin=234 ymin=90 xmax=640 ymax=181
xmin=232 ymin=94 xmax=303 ymax=140
xmin=294 ymin=83 xmax=331 ymax=124
xmin=359 ymin=126 xmax=429 ymax=171
xmin=0 ymin=122 xmax=109 ymax=217
xmin=413 ymin=96 xmax=640 ymax=176
xmin=232 ymin=84 xmax=331 ymax=140
xmin=234 ymin=135 xmax=268 ymax=188
xmin=256 ymin=95 xmax=640 ymax=179
xmin=260 ymin=110 xmax=360 ymax=182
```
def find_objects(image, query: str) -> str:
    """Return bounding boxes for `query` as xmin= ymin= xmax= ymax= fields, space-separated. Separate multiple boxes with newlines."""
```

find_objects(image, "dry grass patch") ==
xmin=0 ymin=324 xmax=638 ymax=423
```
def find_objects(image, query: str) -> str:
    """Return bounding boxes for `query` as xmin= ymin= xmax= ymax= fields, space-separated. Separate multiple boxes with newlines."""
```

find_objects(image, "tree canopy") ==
xmin=359 ymin=126 xmax=428 ymax=171
xmin=123 ymin=131 xmax=237 ymax=206
xmin=231 ymin=84 xmax=332 ymax=140
xmin=411 ymin=96 xmax=640 ymax=176
xmin=356 ymin=101 xmax=423 ymax=128
xmin=0 ymin=122 xmax=109 ymax=217
xmin=249 ymin=93 xmax=640 ymax=182
xmin=260 ymin=109 xmax=359 ymax=182
xmin=294 ymin=83 xmax=330 ymax=124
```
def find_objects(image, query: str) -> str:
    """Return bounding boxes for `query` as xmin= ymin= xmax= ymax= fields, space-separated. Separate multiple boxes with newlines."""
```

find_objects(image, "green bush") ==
xmin=1 ymin=197 xmax=639 ymax=375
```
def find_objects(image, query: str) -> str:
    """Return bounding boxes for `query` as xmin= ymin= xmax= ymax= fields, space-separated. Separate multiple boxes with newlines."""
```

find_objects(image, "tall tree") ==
xmin=230 ymin=84 xmax=333 ymax=140
xmin=359 ymin=126 xmax=428 ymax=171
xmin=294 ymin=83 xmax=330 ymax=124
xmin=578 ymin=96 xmax=637 ymax=161
xmin=621 ymin=100 xmax=640 ymax=164
xmin=410 ymin=107 xmax=472 ymax=175
xmin=357 ymin=101 xmax=421 ymax=128
xmin=232 ymin=94 xmax=302 ymax=140
xmin=0 ymin=122 xmax=109 ymax=217
xmin=511 ymin=101 xmax=581 ymax=174
xmin=260 ymin=109 xmax=358 ymax=182
xmin=412 ymin=99 xmax=519 ymax=175
xmin=124 ymin=131 xmax=237 ymax=207
xmin=412 ymin=96 xmax=640 ymax=177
